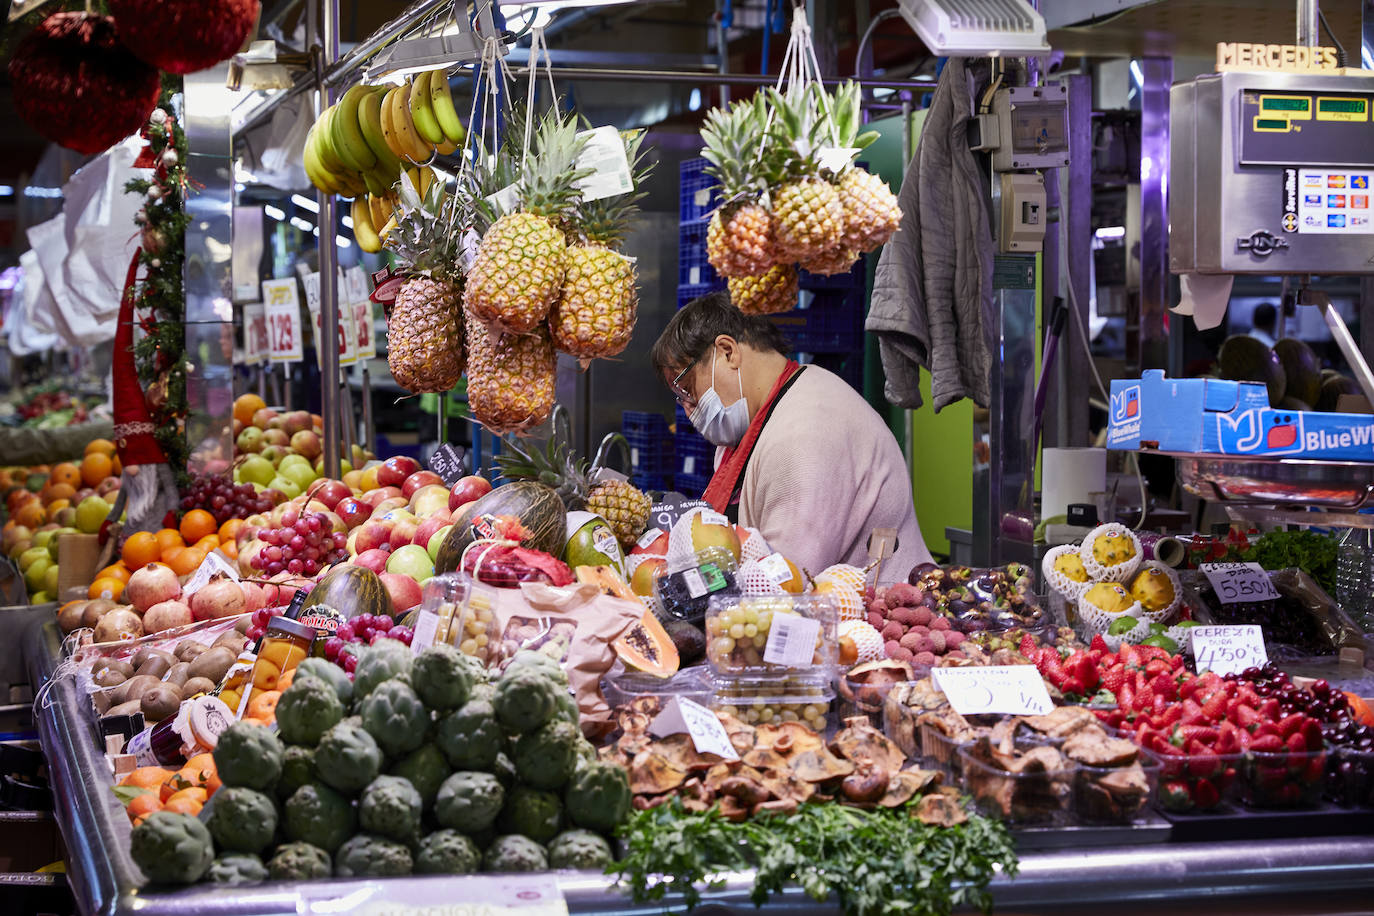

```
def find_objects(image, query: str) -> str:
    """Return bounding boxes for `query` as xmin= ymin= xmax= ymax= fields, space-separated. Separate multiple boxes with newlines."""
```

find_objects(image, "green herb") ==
xmin=611 ymin=799 xmax=1017 ymax=916
xmin=1235 ymin=530 xmax=1338 ymax=595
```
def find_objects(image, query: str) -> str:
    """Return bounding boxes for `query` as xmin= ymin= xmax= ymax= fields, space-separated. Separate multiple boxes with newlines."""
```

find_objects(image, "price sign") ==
xmin=649 ymin=496 xmax=709 ymax=533
xmin=304 ymin=271 xmax=358 ymax=367
xmin=183 ymin=550 xmax=239 ymax=597
xmin=932 ymin=665 xmax=1053 ymax=716
xmin=1200 ymin=562 xmax=1281 ymax=604
xmin=262 ymin=278 xmax=302 ymax=363
xmin=345 ymin=266 xmax=369 ymax=305
xmin=428 ymin=443 xmax=465 ymax=487
xmin=300 ymin=271 xmax=321 ymax=315
xmin=299 ymin=874 xmax=568 ymax=916
xmin=1190 ymin=625 xmax=1268 ymax=676
xmin=573 ymin=125 xmax=634 ymax=202
xmin=354 ymin=300 xmax=376 ymax=359
xmin=649 ymin=696 xmax=739 ymax=760
xmin=241 ymin=303 xmax=267 ymax=365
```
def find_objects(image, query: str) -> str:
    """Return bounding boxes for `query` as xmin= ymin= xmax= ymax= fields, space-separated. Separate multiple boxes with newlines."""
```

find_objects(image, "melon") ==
xmin=1274 ymin=338 xmax=1321 ymax=407
xmin=302 ymin=564 xmax=391 ymax=619
xmin=574 ymin=566 xmax=679 ymax=676
xmin=1217 ymin=335 xmax=1285 ymax=406
xmin=434 ymin=482 xmax=566 ymax=575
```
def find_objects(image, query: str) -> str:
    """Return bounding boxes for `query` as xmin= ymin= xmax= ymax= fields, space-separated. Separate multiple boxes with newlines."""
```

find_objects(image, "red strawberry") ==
xmin=1303 ymin=755 xmax=1325 ymax=784
xmin=1150 ymin=673 xmax=1177 ymax=702
xmin=1253 ymin=721 xmax=1279 ymax=740
xmin=1061 ymin=675 xmax=1087 ymax=697
xmin=1191 ymin=777 xmax=1221 ymax=809
xmin=1286 ymin=731 xmax=1308 ymax=755
xmin=1134 ymin=684 xmax=1156 ymax=713
xmin=1187 ymin=746 xmax=1220 ymax=779
xmin=1199 ymin=690 xmax=1228 ymax=723
xmin=1259 ymin=698 xmax=1281 ymax=720
xmin=1160 ymin=704 xmax=1183 ymax=727
xmin=1177 ymin=724 xmax=1219 ymax=746
xmin=1103 ymin=666 xmax=1127 ymax=694
xmin=1118 ymin=644 xmax=1142 ymax=668
xmin=1250 ymin=734 xmax=1284 ymax=753
xmin=1235 ymin=705 xmax=1262 ymax=731
xmin=1302 ymin=719 xmax=1324 ymax=750
xmin=1018 ymin=633 xmax=1037 ymax=657
xmin=1276 ymin=713 xmax=1306 ymax=740
xmin=1089 ymin=633 xmax=1109 ymax=654
xmin=1145 ymin=658 xmax=1169 ymax=678
xmin=1220 ymin=766 xmax=1237 ymax=791
xmin=1216 ymin=721 xmax=1241 ymax=754
xmin=1178 ymin=678 xmax=1199 ymax=701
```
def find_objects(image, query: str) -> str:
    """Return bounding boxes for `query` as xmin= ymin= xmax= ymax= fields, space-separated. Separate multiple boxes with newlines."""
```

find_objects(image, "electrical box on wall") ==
xmin=999 ymin=173 xmax=1046 ymax=252
xmin=972 ymin=85 xmax=1071 ymax=172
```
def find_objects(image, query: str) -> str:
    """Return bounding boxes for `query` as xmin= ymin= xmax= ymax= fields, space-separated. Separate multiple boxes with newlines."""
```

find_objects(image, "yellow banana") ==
xmin=428 ymin=68 xmax=467 ymax=146
xmin=331 ymin=85 xmax=378 ymax=172
xmin=351 ymin=197 xmax=383 ymax=254
xmin=368 ymin=194 xmax=391 ymax=230
xmin=390 ymin=82 xmax=434 ymax=164
xmin=378 ymin=88 xmax=411 ymax=162
xmin=409 ymin=71 xmax=447 ymax=146
xmin=357 ymin=88 xmax=403 ymax=179
xmin=362 ymin=169 xmax=390 ymax=197
xmin=436 ymin=137 xmax=459 ymax=156
xmin=378 ymin=215 xmax=397 ymax=240
xmin=404 ymin=165 xmax=437 ymax=200
xmin=312 ymin=106 xmax=350 ymax=175
xmin=302 ymin=127 xmax=342 ymax=195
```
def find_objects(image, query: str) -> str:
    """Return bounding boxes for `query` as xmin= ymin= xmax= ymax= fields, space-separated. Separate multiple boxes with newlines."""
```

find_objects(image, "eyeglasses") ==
xmin=668 ymin=360 xmax=698 ymax=407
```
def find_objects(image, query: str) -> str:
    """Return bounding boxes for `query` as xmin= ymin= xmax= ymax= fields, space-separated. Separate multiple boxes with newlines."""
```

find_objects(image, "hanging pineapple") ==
xmin=464 ymin=312 xmax=557 ymax=435
xmin=497 ymin=438 xmax=652 ymax=547
xmin=829 ymin=80 xmax=901 ymax=255
xmin=463 ymin=109 xmax=590 ymax=335
xmin=766 ymin=84 xmax=844 ymax=264
xmin=727 ymin=263 xmax=799 ymax=315
xmin=550 ymin=129 xmax=654 ymax=364
xmin=382 ymin=172 xmax=469 ymax=394
xmin=702 ymin=95 xmax=775 ymax=278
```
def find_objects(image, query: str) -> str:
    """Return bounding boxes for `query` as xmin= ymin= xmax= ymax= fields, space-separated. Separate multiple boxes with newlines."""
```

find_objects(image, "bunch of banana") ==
xmin=305 ymin=85 xmax=396 ymax=198
xmin=350 ymin=166 xmax=436 ymax=254
xmin=380 ymin=70 xmax=467 ymax=166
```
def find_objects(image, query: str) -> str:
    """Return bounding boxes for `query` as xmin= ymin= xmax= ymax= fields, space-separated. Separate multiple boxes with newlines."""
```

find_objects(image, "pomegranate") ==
xmin=190 ymin=577 xmax=246 ymax=621
xmin=93 ymin=608 xmax=144 ymax=643
xmin=125 ymin=563 xmax=181 ymax=613
xmin=144 ymin=599 xmax=194 ymax=634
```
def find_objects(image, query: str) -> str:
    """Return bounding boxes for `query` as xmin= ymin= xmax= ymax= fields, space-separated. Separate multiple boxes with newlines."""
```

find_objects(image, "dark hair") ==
xmin=1253 ymin=302 xmax=1277 ymax=329
xmin=650 ymin=291 xmax=791 ymax=378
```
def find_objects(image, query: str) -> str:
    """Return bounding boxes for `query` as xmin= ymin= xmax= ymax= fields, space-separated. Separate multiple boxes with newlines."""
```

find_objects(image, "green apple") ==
xmin=43 ymin=563 xmax=59 ymax=595
xmin=18 ymin=546 xmax=48 ymax=573
xmin=268 ymin=476 xmax=302 ymax=499
xmin=278 ymin=454 xmax=311 ymax=474
xmin=387 ymin=544 xmax=434 ymax=584
xmin=239 ymin=455 xmax=276 ymax=488
xmin=30 ymin=591 xmax=51 ymax=605
xmin=75 ymin=496 xmax=109 ymax=535
xmin=426 ymin=525 xmax=453 ymax=563
xmin=280 ymin=462 xmax=317 ymax=492
xmin=25 ymin=556 xmax=50 ymax=592
xmin=49 ymin=528 xmax=77 ymax=560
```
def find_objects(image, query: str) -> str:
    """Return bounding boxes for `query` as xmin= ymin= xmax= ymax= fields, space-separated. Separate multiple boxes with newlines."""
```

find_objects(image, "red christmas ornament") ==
xmin=109 ymin=0 xmax=260 ymax=76
xmin=7 ymin=12 xmax=160 ymax=156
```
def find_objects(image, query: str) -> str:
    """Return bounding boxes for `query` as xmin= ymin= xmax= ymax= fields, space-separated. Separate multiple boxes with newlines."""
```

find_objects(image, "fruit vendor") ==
xmin=652 ymin=292 xmax=932 ymax=574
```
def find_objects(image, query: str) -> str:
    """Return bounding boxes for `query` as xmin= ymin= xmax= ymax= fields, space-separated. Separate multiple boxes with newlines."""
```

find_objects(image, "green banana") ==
xmin=330 ymin=85 xmax=379 ymax=173
xmin=428 ymin=68 xmax=467 ymax=146
xmin=357 ymin=88 xmax=403 ymax=179
xmin=408 ymin=71 xmax=447 ymax=146
xmin=312 ymin=106 xmax=350 ymax=175
xmin=303 ymin=124 xmax=342 ymax=195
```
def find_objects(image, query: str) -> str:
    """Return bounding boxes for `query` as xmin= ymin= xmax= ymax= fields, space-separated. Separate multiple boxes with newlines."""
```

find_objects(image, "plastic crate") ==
xmin=675 ymin=472 xmax=712 ymax=498
xmin=622 ymin=410 xmax=672 ymax=439
xmin=766 ymin=287 xmax=865 ymax=354
xmin=675 ymin=433 xmax=714 ymax=478
xmin=677 ymin=282 xmax=724 ymax=309
xmin=622 ymin=412 xmax=674 ymax=476
xmin=799 ymin=256 xmax=866 ymax=290
xmin=678 ymin=221 xmax=719 ymax=287
xmin=680 ymin=158 xmax=721 ymax=224
xmin=631 ymin=472 xmax=673 ymax=493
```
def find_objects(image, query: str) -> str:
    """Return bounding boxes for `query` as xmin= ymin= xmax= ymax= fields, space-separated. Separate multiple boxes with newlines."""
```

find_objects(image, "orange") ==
xmin=218 ymin=518 xmax=243 ymax=542
xmin=43 ymin=482 xmax=75 ymax=505
xmin=154 ymin=528 xmax=184 ymax=554
xmin=89 ymin=578 xmax=125 ymax=600
xmin=110 ymin=456 xmax=122 ymax=477
xmin=49 ymin=463 xmax=81 ymax=488
xmin=246 ymin=690 xmax=280 ymax=721
xmin=14 ymin=501 xmax=43 ymax=529
xmin=182 ymin=754 xmax=221 ymax=796
xmin=120 ymin=767 xmax=174 ymax=791
xmin=45 ymin=498 xmax=71 ymax=515
xmin=80 ymin=453 xmax=112 ymax=488
xmin=168 ymin=547 xmax=206 ymax=577
xmin=164 ymin=787 xmax=208 ymax=809
xmin=125 ymin=793 xmax=162 ymax=824
xmin=96 ymin=562 xmax=131 ymax=583
xmin=162 ymin=796 xmax=203 ymax=816
xmin=84 ymin=438 xmax=116 ymax=458
xmin=161 ymin=544 xmax=186 ymax=567
xmin=1346 ymin=692 xmax=1374 ymax=728
xmin=179 ymin=509 xmax=217 ymax=544
xmin=233 ymin=393 xmax=267 ymax=428
xmin=194 ymin=534 xmax=220 ymax=553
xmin=220 ymin=540 xmax=238 ymax=561
xmin=121 ymin=531 xmax=161 ymax=570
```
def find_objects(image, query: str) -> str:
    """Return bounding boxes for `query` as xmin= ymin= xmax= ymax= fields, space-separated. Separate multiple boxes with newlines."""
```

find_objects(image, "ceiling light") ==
xmin=292 ymin=194 xmax=320 ymax=213
xmin=343 ymin=215 xmax=355 ymax=229
xmin=291 ymin=217 xmax=313 ymax=232
xmin=896 ymin=0 xmax=1049 ymax=57
xmin=264 ymin=205 xmax=286 ymax=221
xmin=337 ymin=236 xmax=352 ymax=249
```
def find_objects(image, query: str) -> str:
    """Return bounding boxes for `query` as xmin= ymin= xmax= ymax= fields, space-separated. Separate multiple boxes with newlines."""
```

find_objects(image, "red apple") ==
xmin=448 ymin=475 xmax=492 ymax=511
xmin=409 ymin=484 xmax=452 ymax=519
xmin=311 ymin=479 xmax=352 ymax=510
xmin=371 ymin=496 xmax=408 ymax=516
xmin=380 ymin=572 xmax=423 ymax=616
xmin=388 ymin=516 xmax=420 ymax=551
xmin=335 ymin=497 xmax=370 ymax=529
xmin=360 ymin=486 xmax=403 ymax=509
xmin=251 ymin=407 xmax=277 ymax=429
xmin=290 ymin=429 xmax=322 ymax=460
xmin=262 ymin=428 xmax=289 ymax=448
xmin=354 ymin=548 xmax=390 ymax=575
xmin=378 ymin=456 xmax=422 ymax=488
xmin=413 ymin=516 xmax=449 ymax=550
xmin=354 ymin=520 xmax=394 ymax=554
xmin=401 ymin=470 xmax=444 ymax=500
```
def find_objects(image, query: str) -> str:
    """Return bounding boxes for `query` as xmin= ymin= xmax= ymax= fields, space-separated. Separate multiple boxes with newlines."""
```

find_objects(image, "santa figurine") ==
xmin=108 ymin=249 xmax=179 ymax=538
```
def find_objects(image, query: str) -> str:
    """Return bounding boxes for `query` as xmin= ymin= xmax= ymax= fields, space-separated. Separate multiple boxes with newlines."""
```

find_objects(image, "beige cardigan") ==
xmin=732 ymin=365 xmax=933 ymax=579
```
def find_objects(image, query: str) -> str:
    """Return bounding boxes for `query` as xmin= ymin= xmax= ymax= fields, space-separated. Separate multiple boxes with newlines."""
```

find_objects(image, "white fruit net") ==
xmin=665 ymin=506 xmax=735 ymax=572
xmin=1041 ymin=544 xmax=1091 ymax=601
xmin=1078 ymin=523 xmax=1143 ymax=583
xmin=838 ymin=620 xmax=884 ymax=663
xmin=819 ymin=564 xmax=867 ymax=596
xmin=1126 ymin=561 xmax=1182 ymax=623
xmin=1075 ymin=590 xmax=1144 ymax=637
xmin=740 ymin=527 xmax=773 ymax=564
xmin=738 ymin=559 xmax=787 ymax=595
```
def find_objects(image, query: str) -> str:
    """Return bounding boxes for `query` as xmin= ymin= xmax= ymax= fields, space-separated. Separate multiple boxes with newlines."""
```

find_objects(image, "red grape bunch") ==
xmin=324 ymin=613 xmax=415 ymax=674
xmin=181 ymin=473 xmax=276 ymax=526
xmin=247 ymin=507 xmax=348 ymax=578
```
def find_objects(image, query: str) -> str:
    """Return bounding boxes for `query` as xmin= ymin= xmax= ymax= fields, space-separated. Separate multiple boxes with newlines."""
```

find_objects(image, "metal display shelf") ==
xmin=1156 ymin=451 xmax=1374 ymax=510
xmin=24 ymin=620 xmax=1374 ymax=916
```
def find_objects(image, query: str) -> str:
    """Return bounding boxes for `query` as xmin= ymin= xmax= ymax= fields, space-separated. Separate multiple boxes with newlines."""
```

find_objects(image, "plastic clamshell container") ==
xmin=958 ymin=744 xmax=1079 ymax=827
xmin=918 ymin=720 xmax=1064 ymax=781
xmin=1325 ymin=745 xmax=1374 ymax=808
xmin=705 ymin=593 xmax=838 ymax=676
xmin=1072 ymin=749 xmax=1161 ymax=825
xmin=602 ymin=666 xmax=714 ymax=713
xmin=709 ymin=672 xmax=835 ymax=733
xmin=837 ymin=667 xmax=930 ymax=730
xmin=415 ymin=572 xmax=498 ymax=662
xmin=653 ymin=547 xmax=739 ymax=625
xmin=1238 ymin=747 xmax=1327 ymax=809
xmin=1146 ymin=745 xmax=1241 ymax=813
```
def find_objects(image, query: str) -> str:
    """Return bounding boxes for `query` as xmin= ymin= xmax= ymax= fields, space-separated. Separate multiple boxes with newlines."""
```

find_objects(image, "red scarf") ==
xmin=703 ymin=360 xmax=801 ymax=513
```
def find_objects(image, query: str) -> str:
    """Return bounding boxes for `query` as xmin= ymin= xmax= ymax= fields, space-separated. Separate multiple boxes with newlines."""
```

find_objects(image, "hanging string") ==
xmin=520 ymin=26 xmax=560 ymax=170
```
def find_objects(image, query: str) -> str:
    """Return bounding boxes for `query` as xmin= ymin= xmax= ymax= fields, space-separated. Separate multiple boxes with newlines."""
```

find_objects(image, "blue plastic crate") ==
xmin=631 ymin=472 xmax=673 ymax=493
xmin=767 ymin=287 xmax=865 ymax=354
xmin=680 ymin=158 xmax=721 ymax=225
xmin=675 ymin=433 xmax=714 ymax=478
xmin=625 ymin=431 xmax=674 ymax=474
xmin=621 ymin=410 xmax=671 ymax=439
xmin=675 ymin=472 xmax=712 ymax=498
xmin=678 ymin=221 xmax=719 ymax=287
xmin=677 ymin=282 xmax=725 ymax=309
xmin=798 ymin=255 xmax=866 ymax=290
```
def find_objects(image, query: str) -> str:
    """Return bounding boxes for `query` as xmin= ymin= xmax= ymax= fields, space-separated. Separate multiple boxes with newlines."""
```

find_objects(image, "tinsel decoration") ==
xmin=7 ymin=12 xmax=161 ymax=155
xmin=124 ymin=82 xmax=191 ymax=480
xmin=109 ymin=0 xmax=260 ymax=75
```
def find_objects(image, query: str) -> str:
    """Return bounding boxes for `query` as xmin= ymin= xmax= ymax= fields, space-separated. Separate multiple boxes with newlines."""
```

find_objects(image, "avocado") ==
xmin=1274 ymin=338 xmax=1321 ymax=407
xmin=1217 ymin=335 xmax=1285 ymax=406
xmin=662 ymin=619 xmax=706 ymax=665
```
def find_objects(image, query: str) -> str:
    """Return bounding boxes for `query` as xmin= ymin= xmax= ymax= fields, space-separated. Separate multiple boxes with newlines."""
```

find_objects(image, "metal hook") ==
xmin=593 ymin=432 xmax=632 ymax=474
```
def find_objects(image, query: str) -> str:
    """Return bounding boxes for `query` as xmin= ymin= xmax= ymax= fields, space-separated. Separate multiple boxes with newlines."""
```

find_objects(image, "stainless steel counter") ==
xmin=25 ymin=621 xmax=1374 ymax=916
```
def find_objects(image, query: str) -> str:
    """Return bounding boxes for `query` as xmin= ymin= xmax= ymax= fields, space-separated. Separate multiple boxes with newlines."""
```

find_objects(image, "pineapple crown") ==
xmin=573 ymin=128 xmax=654 ymax=249
xmin=830 ymin=80 xmax=880 ymax=163
xmin=765 ymin=84 xmax=835 ymax=181
xmin=385 ymin=172 xmax=470 ymax=283
xmin=700 ymin=95 xmax=770 ymax=205
xmin=495 ymin=436 xmax=592 ymax=510
xmin=518 ymin=105 xmax=593 ymax=222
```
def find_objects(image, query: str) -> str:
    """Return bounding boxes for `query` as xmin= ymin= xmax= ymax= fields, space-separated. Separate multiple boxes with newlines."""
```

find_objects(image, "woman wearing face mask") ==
xmin=650 ymin=292 xmax=932 ymax=574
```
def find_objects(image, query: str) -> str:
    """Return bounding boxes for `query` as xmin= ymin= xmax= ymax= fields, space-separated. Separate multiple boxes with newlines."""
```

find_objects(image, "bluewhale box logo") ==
xmin=1215 ymin=408 xmax=1305 ymax=455
xmin=1111 ymin=386 xmax=1140 ymax=424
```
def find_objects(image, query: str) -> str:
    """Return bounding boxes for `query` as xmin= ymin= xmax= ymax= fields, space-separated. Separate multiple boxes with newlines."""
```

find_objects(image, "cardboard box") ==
xmin=1107 ymin=370 xmax=1374 ymax=460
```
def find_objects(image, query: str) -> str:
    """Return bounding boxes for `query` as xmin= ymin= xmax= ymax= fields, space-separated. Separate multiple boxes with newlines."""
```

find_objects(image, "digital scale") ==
xmin=1170 ymin=70 xmax=1374 ymax=275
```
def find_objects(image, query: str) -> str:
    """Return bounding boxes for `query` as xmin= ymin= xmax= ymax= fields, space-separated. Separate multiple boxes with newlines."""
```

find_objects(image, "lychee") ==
xmin=886 ymin=583 xmax=923 ymax=606
xmin=867 ymin=598 xmax=889 ymax=615
xmin=928 ymin=630 xmax=947 ymax=653
xmin=912 ymin=651 xmax=937 ymax=667
xmin=883 ymin=640 xmax=902 ymax=657
xmin=911 ymin=606 xmax=934 ymax=627
xmin=880 ymin=621 xmax=904 ymax=641
xmin=891 ymin=606 xmax=918 ymax=626
xmin=890 ymin=646 xmax=915 ymax=662
xmin=945 ymin=630 xmax=966 ymax=648
xmin=910 ymin=624 xmax=929 ymax=637
xmin=930 ymin=616 xmax=951 ymax=631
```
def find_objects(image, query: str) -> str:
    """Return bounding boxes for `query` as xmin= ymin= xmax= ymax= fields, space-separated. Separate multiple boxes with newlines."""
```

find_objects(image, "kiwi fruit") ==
xmin=140 ymin=685 xmax=182 ymax=722
xmin=114 ymin=675 xmax=162 ymax=706
xmin=132 ymin=647 xmax=174 ymax=671
xmin=104 ymin=659 xmax=135 ymax=680
xmin=175 ymin=641 xmax=208 ymax=663
xmin=104 ymin=700 xmax=143 ymax=718
xmin=136 ymin=655 xmax=173 ymax=679
xmin=163 ymin=662 xmax=191 ymax=688
xmin=181 ymin=677 xmax=217 ymax=698
xmin=93 ymin=668 xmax=127 ymax=689
xmin=187 ymin=647 xmax=235 ymax=684
xmin=213 ymin=632 xmax=247 ymax=653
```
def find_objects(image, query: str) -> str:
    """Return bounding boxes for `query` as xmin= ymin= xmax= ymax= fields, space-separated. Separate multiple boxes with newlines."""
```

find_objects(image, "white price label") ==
xmin=262 ymin=278 xmax=303 ymax=362
xmin=763 ymin=610 xmax=821 ymax=667
xmin=354 ymin=300 xmax=376 ymax=359
xmin=241 ymin=303 xmax=267 ymax=365
xmin=649 ymin=696 xmax=739 ymax=760
xmin=345 ymin=265 xmax=369 ymax=304
xmin=635 ymin=527 xmax=665 ymax=550
xmin=301 ymin=271 xmax=321 ymax=315
xmin=682 ymin=567 xmax=707 ymax=599
xmin=932 ymin=665 xmax=1054 ymax=716
xmin=683 ymin=456 xmax=696 ymax=475
xmin=182 ymin=550 xmax=240 ymax=597
xmin=700 ymin=510 xmax=729 ymax=528
xmin=410 ymin=609 xmax=442 ymax=655
xmin=1201 ymin=562 xmax=1281 ymax=604
xmin=573 ymin=125 xmax=634 ymax=203
xmin=757 ymin=552 xmax=793 ymax=586
xmin=817 ymin=146 xmax=862 ymax=173
xmin=298 ymin=874 xmax=568 ymax=916
xmin=592 ymin=527 xmax=619 ymax=558
xmin=1190 ymin=625 xmax=1268 ymax=676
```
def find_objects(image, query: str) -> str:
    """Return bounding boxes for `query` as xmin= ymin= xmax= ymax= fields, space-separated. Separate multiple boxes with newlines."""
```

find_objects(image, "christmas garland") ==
xmin=124 ymin=78 xmax=190 ymax=479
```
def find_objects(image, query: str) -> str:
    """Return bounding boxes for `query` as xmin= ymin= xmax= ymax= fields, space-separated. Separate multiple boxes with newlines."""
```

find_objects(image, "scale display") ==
xmin=1240 ymin=88 xmax=1374 ymax=167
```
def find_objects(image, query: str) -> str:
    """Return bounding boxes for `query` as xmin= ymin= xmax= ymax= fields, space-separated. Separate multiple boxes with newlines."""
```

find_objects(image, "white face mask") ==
xmin=689 ymin=351 xmax=750 ymax=447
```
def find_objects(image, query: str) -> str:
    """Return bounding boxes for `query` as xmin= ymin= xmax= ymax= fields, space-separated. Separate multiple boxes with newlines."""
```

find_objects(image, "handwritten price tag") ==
xmin=262 ymin=278 xmax=302 ymax=363
xmin=649 ymin=697 xmax=739 ymax=760
xmin=1190 ymin=625 xmax=1268 ymax=676
xmin=241 ymin=303 xmax=267 ymax=365
xmin=299 ymin=875 xmax=568 ymax=916
xmin=932 ymin=665 xmax=1053 ymax=716
xmin=1200 ymin=562 xmax=1281 ymax=604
